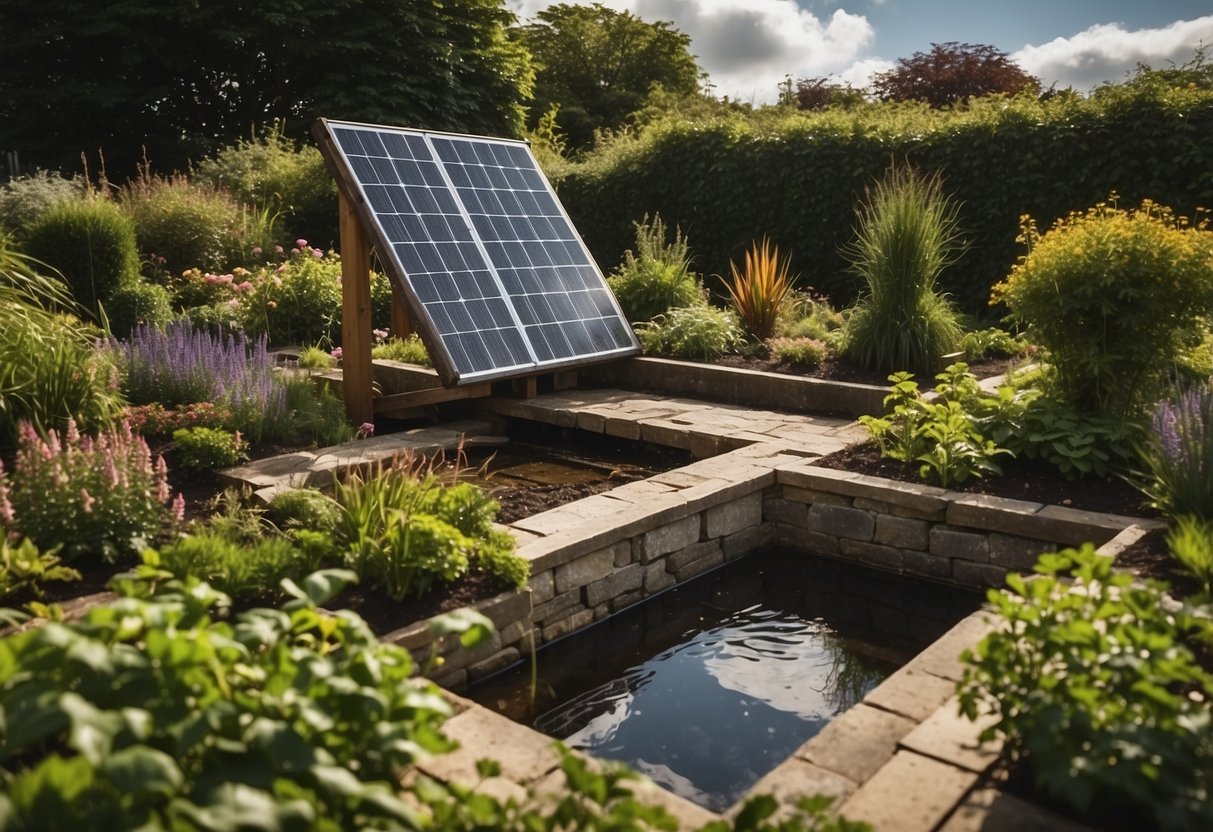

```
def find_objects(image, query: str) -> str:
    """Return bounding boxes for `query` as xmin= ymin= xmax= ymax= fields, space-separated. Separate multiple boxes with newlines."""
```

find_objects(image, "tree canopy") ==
xmin=515 ymin=2 xmax=701 ymax=152
xmin=872 ymin=42 xmax=1040 ymax=107
xmin=0 ymin=0 xmax=533 ymax=176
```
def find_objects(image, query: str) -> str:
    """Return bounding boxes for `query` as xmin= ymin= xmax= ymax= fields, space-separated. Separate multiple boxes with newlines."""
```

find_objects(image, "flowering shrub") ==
xmin=1137 ymin=383 xmax=1213 ymax=522
xmin=240 ymin=241 xmax=342 ymax=345
xmin=115 ymin=322 xmax=285 ymax=440
xmin=767 ymin=336 xmax=827 ymax=369
xmin=1 ymin=420 xmax=181 ymax=562
xmin=124 ymin=402 xmax=233 ymax=437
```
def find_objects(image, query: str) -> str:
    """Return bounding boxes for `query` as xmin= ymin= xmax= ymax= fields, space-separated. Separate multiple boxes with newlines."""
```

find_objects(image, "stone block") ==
xmin=642 ymin=514 xmax=702 ymax=562
xmin=864 ymin=664 xmax=958 ymax=722
xmin=838 ymin=750 xmax=978 ymax=832
xmin=930 ymin=527 xmax=990 ymax=562
xmin=952 ymin=560 xmax=1007 ymax=588
xmin=554 ymin=547 xmax=616 ymax=594
xmin=468 ymin=647 xmax=521 ymax=681
xmin=901 ymin=549 xmax=953 ymax=581
xmin=673 ymin=548 xmax=725 ymax=582
xmin=741 ymin=759 xmax=856 ymax=824
xmin=531 ymin=588 xmax=583 ymax=624
xmin=603 ymin=417 xmax=642 ymax=441
xmin=667 ymin=539 xmax=723 ymax=572
xmin=584 ymin=562 xmax=644 ymax=608
xmin=912 ymin=613 xmax=994 ymax=681
xmin=853 ymin=496 xmax=892 ymax=514
xmin=946 ymin=493 xmax=1045 ymax=534
xmin=874 ymin=514 xmax=930 ymax=550
xmin=799 ymin=703 xmax=916 ymax=783
xmin=613 ymin=540 xmax=634 ymax=567
xmin=989 ymin=533 xmax=1053 ymax=572
xmin=781 ymin=485 xmax=851 ymax=507
xmin=611 ymin=589 xmax=643 ymax=612
xmin=939 ymin=788 xmax=1097 ymax=832
xmin=417 ymin=705 xmax=561 ymax=786
xmin=839 ymin=538 xmax=903 ymax=572
xmin=644 ymin=560 xmax=676 ymax=594
xmin=541 ymin=608 xmax=594 ymax=642
xmin=528 ymin=571 xmax=554 ymax=606
xmin=764 ymin=497 xmax=808 ymax=527
xmin=705 ymin=492 xmax=762 ymax=538
xmin=898 ymin=696 xmax=1001 ymax=774
xmin=807 ymin=503 xmax=875 ymax=541
xmin=722 ymin=525 xmax=765 ymax=560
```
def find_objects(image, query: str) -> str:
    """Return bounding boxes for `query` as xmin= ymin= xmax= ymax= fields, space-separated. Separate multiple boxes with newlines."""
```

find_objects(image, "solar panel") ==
xmin=315 ymin=119 xmax=639 ymax=385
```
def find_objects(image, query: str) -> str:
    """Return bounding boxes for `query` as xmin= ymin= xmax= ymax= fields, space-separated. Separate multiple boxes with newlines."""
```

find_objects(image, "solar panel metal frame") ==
xmin=313 ymin=118 xmax=640 ymax=386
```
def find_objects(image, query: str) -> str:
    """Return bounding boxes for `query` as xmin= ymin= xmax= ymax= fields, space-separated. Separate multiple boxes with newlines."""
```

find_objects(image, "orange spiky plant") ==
xmin=719 ymin=237 xmax=795 ymax=341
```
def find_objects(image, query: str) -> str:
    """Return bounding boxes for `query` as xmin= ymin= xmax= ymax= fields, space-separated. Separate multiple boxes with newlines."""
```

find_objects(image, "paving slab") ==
xmin=798 ymin=703 xmax=917 ymax=783
xmin=838 ymin=750 xmax=978 ymax=832
xmin=898 ymin=696 xmax=1001 ymax=773
xmin=416 ymin=704 xmax=562 ymax=787
xmin=938 ymin=787 xmax=1097 ymax=832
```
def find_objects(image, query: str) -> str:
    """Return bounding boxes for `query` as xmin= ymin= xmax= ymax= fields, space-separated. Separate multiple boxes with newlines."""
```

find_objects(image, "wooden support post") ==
xmin=511 ymin=375 xmax=539 ymax=399
xmin=339 ymin=191 xmax=374 ymax=427
xmin=390 ymin=282 xmax=413 ymax=339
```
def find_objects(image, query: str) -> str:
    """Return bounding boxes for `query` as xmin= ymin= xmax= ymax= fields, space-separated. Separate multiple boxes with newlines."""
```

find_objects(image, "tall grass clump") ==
xmin=993 ymin=198 xmax=1213 ymax=421
xmin=0 ymin=244 xmax=124 ymax=447
xmin=0 ymin=170 xmax=88 ymax=236
xmin=20 ymin=197 xmax=140 ymax=317
xmin=607 ymin=214 xmax=702 ymax=324
xmin=116 ymin=322 xmax=285 ymax=439
xmin=1137 ymin=382 xmax=1213 ymax=522
xmin=838 ymin=166 xmax=964 ymax=375
xmin=1 ymin=419 xmax=179 ymax=562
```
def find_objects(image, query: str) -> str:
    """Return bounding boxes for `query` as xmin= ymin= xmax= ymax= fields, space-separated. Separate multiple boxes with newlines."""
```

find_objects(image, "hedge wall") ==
xmin=555 ymin=87 xmax=1213 ymax=315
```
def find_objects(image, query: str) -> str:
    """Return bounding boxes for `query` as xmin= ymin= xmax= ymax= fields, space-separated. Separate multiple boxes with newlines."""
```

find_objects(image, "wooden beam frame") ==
xmin=339 ymin=190 xmax=374 ymax=426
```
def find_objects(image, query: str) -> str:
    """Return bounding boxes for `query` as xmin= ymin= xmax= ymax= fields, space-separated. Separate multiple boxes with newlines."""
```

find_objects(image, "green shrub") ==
xmin=635 ymin=304 xmax=744 ymax=361
xmin=0 ymin=170 xmax=88 ymax=236
xmin=266 ymin=488 xmax=342 ymax=532
xmin=21 ymin=197 xmax=139 ymax=316
xmin=264 ymin=374 xmax=354 ymax=447
xmin=958 ymin=545 xmax=1213 ymax=831
xmin=0 ymin=245 xmax=125 ymax=447
xmin=297 ymin=345 xmax=336 ymax=371
xmin=3 ymin=419 xmax=178 ymax=562
xmin=193 ymin=125 xmax=338 ymax=248
xmin=372 ymin=333 xmax=432 ymax=365
xmin=777 ymin=292 xmax=844 ymax=344
xmin=240 ymin=244 xmax=342 ymax=346
xmin=103 ymin=278 xmax=172 ymax=338
xmin=841 ymin=166 xmax=964 ymax=375
xmin=0 ymin=538 xmax=80 ymax=601
xmin=149 ymin=534 xmax=316 ymax=601
xmin=0 ymin=569 xmax=459 ymax=829
xmin=1167 ymin=516 xmax=1213 ymax=597
xmin=993 ymin=198 xmax=1213 ymax=421
xmin=960 ymin=326 xmax=1027 ymax=361
xmin=768 ymin=336 xmax=827 ymax=370
xmin=607 ymin=214 xmax=701 ymax=323
xmin=120 ymin=170 xmax=279 ymax=277
xmin=171 ymin=426 xmax=248 ymax=471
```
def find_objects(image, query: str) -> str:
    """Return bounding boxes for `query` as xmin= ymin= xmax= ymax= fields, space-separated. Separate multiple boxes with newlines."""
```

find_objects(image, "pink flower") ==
xmin=373 ymin=328 xmax=388 ymax=342
xmin=80 ymin=487 xmax=96 ymax=514
xmin=357 ymin=422 xmax=375 ymax=438
xmin=276 ymin=264 xmax=287 ymax=274
xmin=311 ymin=248 xmax=323 ymax=259
xmin=295 ymin=238 xmax=308 ymax=248
xmin=172 ymin=493 xmax=186 ymax=523
xmin=291 ymin=248 xmax=300 ymax=255
xmin=274 ymin=245 xmax=284 ymax=254
xmin=227 ymin=298 xmax=240 ymax=309
xmin=331 ymin=346 xmax=343 ymax=360
xmin=252 ymin=246 xmax=263 ymax=255
xmin=237 ymin=281 xmax=253 ymax=292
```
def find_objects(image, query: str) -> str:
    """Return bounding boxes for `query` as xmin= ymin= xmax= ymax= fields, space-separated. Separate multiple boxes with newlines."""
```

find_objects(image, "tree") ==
xmin=794 ymin=77 xmax=867 ymax=111
xmin=872 ymin=42 xmax=1039 ymax=107
xmin=514 ymin=3 xmax=701 ymax=152
xmin=0 ymin=0 xmax=533 ymax=176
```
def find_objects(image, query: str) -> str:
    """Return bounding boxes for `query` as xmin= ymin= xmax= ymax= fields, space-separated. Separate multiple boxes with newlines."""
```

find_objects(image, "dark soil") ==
xmin=328 ymin=571 xmax=517 ymax=636
xmin=712 ymin=352 xmax=1019 ymax=385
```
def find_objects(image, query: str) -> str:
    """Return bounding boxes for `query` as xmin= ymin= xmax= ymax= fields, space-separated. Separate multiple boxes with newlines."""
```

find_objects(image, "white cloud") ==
xmin=506 ymin=0 xmax=875 ymax=104
xmin=1013 ymin=16 xmax=1213 ymax=92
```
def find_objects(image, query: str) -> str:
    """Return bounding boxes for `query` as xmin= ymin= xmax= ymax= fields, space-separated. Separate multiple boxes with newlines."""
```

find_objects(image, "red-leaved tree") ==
xmin=872 ymin=42 xmax=1040 ymax=107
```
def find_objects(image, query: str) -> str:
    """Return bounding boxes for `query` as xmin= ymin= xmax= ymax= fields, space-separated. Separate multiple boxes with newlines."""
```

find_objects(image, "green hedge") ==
xmin=556 ymin=87 xmax=1213 ymax=314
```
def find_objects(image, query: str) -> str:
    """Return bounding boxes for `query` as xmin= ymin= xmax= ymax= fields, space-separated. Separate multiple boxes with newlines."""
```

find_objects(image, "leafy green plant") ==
xmin=607 ymin=214 xmax=702 ymax=324
xmin=3 ymin=419 xmax=179 ymax=562
xmin=0 ymin=538 xmax=80 ymax=601
xmin=20 ymin=197 xmax=140 ymax=317
xmin=960 ymin=326 xmax=1026 ymax=361
xmin=265 ymin=373 xmax=354 ymax=448
xmin=266 ymin=488 xmax=342 ymax=532
xmin=1136 ymin=383 xmax=1213 ymax=521
xmin=841 ymin=165 xmax=964 ymax=375
xmin=914 ymin=400 xmax=1009 ymax=488
xmin=859 ymin=372 xmax=931 ymax=462
xmin=767 ymin=337 xmax=827 ymax=370
xmin=993 ymin=197 xmax=1213 ymax=421
xmin=0 ymin=243 xmax=124 ymax=447
xmin=333 ymin=459 xmax=526 ymax=601
xmin=1167 ymin=516 xmax=1213 ymax=597
xmin=148 ymin=534 xmax=318 ymax=601
xmin=0 ymin=568 xmax=462 ymax=830
xmin=103 ymin=278 xmax=172 ymax=338
xmin=240 ymin=243 xmax=342 ymax=346
xmin=777 ymin=292 xmax=844 ymax=345
xmin=372 ymin=333 xmax=432 ymax=366
xmin=635 ymin=304 xmax=744 ymax=361
xmin=297 ymin=345 xmax=337 ymax=371
xmin=171 ymin=426 xmax=248 ymax=471
xmin=720 ymin=238 xmax=795 ymax=341
xmin=998 ymin=394 xmax=1138 ymax=479
xmin=958 ymin=545 xmax=1213 ymax=831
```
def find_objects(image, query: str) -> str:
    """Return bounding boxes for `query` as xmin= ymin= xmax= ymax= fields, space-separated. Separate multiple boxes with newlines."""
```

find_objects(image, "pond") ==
xmin=468 ymin=549 xmax=980 ymax=812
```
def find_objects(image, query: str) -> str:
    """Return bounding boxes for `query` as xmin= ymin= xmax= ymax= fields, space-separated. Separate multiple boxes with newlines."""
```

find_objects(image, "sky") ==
xmin=505 ymin=0 xmax=1213 ymax=103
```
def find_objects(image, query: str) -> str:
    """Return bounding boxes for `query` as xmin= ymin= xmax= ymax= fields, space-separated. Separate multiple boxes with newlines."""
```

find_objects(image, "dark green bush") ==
xmin=959 ymin=544 xmax=1213 ymax=831
xmin=635 ymin=304 xmax=744 ymax=360
xmin=266 ymin=487 xmax=342 ymax=532
xmin=993 ymin=198 xmax=1213 ymax=421
xmin=21 ymin=198 xmax=139 ymax=315
xmin=103 ymin=278 xmax=172 ymax=338
xmin=557 ymin=86 xmax=1213 ymax=314
xmin=171 ymin=426 xmax=248 ymax=471
xmin=150 ymin=533 xmax=317 ymax=600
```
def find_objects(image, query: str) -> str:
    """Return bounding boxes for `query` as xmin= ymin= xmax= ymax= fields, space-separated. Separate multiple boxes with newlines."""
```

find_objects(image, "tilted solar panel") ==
xmin=315 ymin=119 xmax=639 ymax=385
